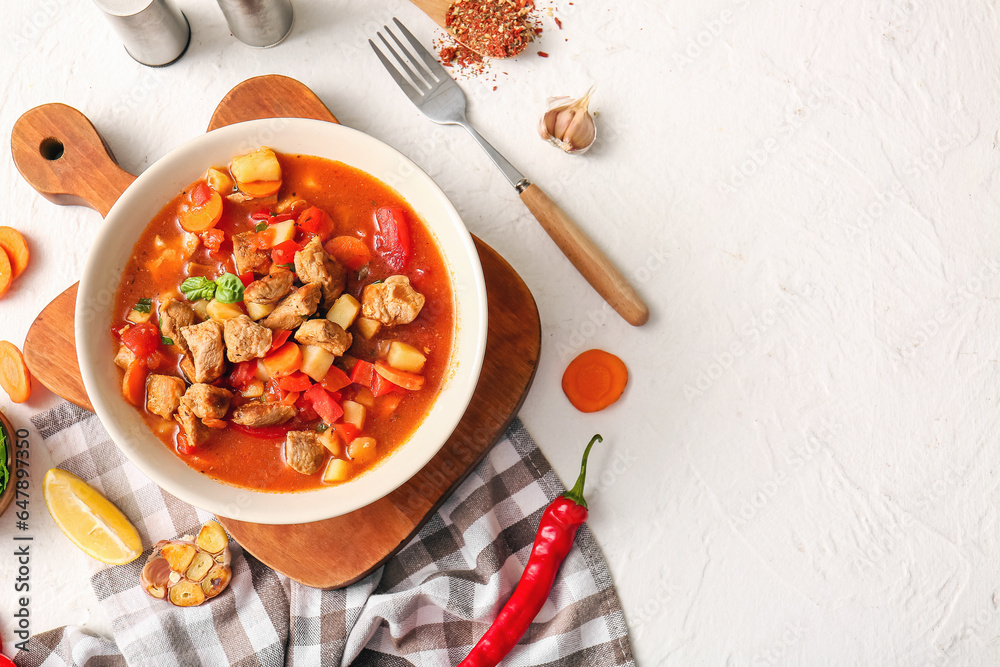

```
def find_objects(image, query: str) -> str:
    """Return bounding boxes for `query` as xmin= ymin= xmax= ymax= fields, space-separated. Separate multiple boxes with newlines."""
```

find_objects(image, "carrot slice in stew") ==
xmin=122 ymin=358 xmax=148 ymax=407
xmin=561 ymin=349 xmax=628 ymax=413
xmin=0 ymin=248 xmax=12 ymax=299
xmin=0 ymin=341 xmax=31 ymax=403
xmin=0 ymin=227 xmax=30 ymax=279
xmin=324 ymin=236 xmax=372 ymax=271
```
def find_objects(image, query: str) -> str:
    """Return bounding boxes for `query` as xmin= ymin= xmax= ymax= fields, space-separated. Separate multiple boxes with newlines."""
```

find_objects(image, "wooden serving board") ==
xmin=11 ymin=75 xmax=541 ymax=588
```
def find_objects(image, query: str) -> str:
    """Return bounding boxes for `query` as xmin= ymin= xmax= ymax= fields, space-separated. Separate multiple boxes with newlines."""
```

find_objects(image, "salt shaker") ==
xmin=216 ymin=0 xmax=294 ymax=48
xmin=91 ymin=0 xmax=190 ymax=67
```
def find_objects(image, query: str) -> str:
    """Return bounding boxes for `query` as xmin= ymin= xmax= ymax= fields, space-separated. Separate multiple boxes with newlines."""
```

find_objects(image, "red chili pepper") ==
xmin=459 ymin=434 xmax=602 ymax=667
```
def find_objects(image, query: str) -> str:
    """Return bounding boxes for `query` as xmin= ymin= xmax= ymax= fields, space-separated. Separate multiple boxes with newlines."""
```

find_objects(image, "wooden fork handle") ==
xmin=519 ymin=184 xmax=650 ymax=326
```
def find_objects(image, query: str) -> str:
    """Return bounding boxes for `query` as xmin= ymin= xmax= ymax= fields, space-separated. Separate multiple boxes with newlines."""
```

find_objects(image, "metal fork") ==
xmin=370 ymin=19 xmax=649 ymax=327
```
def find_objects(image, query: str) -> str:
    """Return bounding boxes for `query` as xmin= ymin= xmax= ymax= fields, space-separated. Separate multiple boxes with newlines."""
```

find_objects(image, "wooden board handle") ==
xmin=11 ymin=103 xmax=136 ymax=217
xmin=519 ymin=183 xmax=650 ymax=326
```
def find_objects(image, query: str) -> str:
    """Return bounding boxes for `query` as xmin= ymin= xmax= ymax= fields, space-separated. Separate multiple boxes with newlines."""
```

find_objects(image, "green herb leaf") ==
xmin=316 ymin=424 xmax=329 ymax=433
xmin=255 ymin=221 xmax=268 ymax=232
xmin=161 ymin=336 xmax=174 ymax=346
xmin=180 ymin=276 xmax=217 ymax=302
xmin=132 ymin=298 xmax=152 ymax=314
xmin=214 ymin=273 xmax=245 ymax=304
xmin=280 ymin=263 xmax=295 ymax=270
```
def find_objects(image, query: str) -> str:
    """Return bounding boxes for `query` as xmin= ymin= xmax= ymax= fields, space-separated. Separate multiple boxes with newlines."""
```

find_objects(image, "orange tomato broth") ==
xmin=113 ymin=153 xmax=455 ymax=492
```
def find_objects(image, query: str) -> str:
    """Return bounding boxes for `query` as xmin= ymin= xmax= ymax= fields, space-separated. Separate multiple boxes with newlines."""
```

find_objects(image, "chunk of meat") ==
xmin=361 ymin=275 xmax=425 ymax=326
xmin=262 ymin=283 xmax=322 ymax=331
xmin=179 ymin=321 xmax=227 ymax=383
xmin=244 ymin=267 xmax=294 ymax=305
xmin=294 ymin=320 xmax=352 ymax=356
xmin=146 ymin=374 xmax=186 ymax=420
xmin=114 ymin=344 xmax=137 ymax=370
xmin=294 ymin=237 xmax=346 ymax=308
xmin=159 ymin=298 xmax=195 ymax=352
xmin=284 ymin=431 xmax=326 ymax=475
xmin=231 ymin=402 xmax=296 ymax=427
xmin=175 ymin=401 xmax=210 ymax=446
xmin=232 ymin=231 xmax=271 ymax=275
xmin=182 ymin=384 xmax=233 ymax=421
xmin=223 ymin=315 xmax=272 ymax=362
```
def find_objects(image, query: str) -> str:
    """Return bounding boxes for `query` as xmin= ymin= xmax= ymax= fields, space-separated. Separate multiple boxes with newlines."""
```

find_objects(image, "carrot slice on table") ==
xmin=561 ymin=349 xmax=628 ymax=413
xmin=0 ymin=341 xmax=32 ymax=403
xmin=0 ymin=227 xmax=29 ymax=279
xmin=0 ymin=249 xmax=11 ymax=299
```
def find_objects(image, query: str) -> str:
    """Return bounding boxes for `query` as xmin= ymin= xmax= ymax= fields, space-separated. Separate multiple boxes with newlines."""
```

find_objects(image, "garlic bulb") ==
xmin=538 ymin=86 xmax=597 ymax=154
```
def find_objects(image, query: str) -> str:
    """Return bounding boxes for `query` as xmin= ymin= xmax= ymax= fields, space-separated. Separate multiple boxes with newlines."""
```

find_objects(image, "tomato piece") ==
xmin=145 ymin=349 xmax=167 ymax=371
xmin=334 ymin=422 xmax=360 ymax=443
xmin=303 ymin=384 xmax=344 ymax=424
xmin=297 ymin=206 xmax=335 ymax=240
xmin=295 ymin=393 xmax=320 ymax=422
xmin=268 ymin=213 xmax=295 ymax=225
xmin=278 ymin=371 xmax=313 ymax=392
xmin=191 ymin=182 xmax=212 ymax=207
xmin=321 ymin=365 xmax=352 ymax=393
xmin=122 ymin=358 xmax=148 ymax=407
xmin=201 ymin=228 xmax=226 ymax=251
xmin=111 ymin=321 xmax=130 ymax=339
xmin=230 ymin=422 xmax=297 ymax=439
xmin=250 ymin=208 xmax=272 ymax=221
xmin=121 ymin=322 xmax=161 ymax=359
xmin=176 ymin=434 xmax=197 ymax=455
xmin=269 ymin=329 xmax=292 ymax=354
xmin=228 ymin=360 xmax=257 ymax=391
xmin=272 ymin=239 xmax=303 ymax=266
xmin=238 ymin=271 xmax=254 ymax=287
xmin=349 ymin=360 xmax=375 ymax=388
xmin=374 ymin=207 xmax=412 ymax=271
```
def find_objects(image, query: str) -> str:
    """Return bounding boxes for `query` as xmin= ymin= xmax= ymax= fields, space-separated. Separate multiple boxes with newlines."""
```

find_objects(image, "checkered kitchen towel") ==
xmin=15 ymin=402 xmax=635 ymax=667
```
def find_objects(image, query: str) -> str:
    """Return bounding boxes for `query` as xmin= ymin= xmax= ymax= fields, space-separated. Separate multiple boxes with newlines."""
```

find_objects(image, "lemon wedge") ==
xmin=43 ymin=468 xmax=143 ymax=565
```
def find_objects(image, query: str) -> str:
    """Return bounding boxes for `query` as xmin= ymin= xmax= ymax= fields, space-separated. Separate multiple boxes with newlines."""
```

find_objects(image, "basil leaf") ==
xmin=161 ymin=336 xmax=174 ymax=346
xmin=255 ymin=221 xmax=268 ymax=232
xmin=279 ymin=263 xmax=295 ymax=270
xmin=180 ymin=276 xmax=217 ymax=302
xmin=316 ymin=424 xmax=329 ymax=433
xmin=214 ymin=273 xmax=245 ymax=304
xmin=132 ymin=298 xmax=152 ymax=314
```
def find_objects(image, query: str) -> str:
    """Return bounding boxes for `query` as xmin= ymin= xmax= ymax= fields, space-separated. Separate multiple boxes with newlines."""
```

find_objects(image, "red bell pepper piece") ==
xmin=238 ymin=271 xmax=254 ymax=287
xmin=459 ymin=435 xmax=602 ymax=667
xmin=374 ymin=207 xmax=412 ymax=271
xmin=120 ymin=322 xmax=161 ymax=359
xmin=321 ymin=365 xmax=352 ymax=393
xmin=334 ymin=422 xmax=360 ymax=443
xmin=350 ymin=359 xmax=376 ymax=387
xmin=297 ymin=206 xmax=335 ymax=239
xmin=278 ymin=371 xmax=313 ymax=392
xmin=228 ymin=360 xmax=258 ymax=391
xmin=250 ymin=208 xmax=272 ymax=221
xmin=302 ymin=383 xmax=344 ymax=424
xmin=191 ymin=182 xmax=212 ymax=207
xmin=269 ymin=329 xmax=292 ymax=354
xmin=272 ymin=239 xmax=303 ymax=266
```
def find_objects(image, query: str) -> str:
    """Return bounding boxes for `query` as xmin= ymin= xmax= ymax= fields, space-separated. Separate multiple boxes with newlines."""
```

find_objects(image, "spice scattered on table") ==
xmin=539 ymin=86 xmax=598 ymax=154
xmin=459 ymin=434 xmax=602 ymax=667
xmin=141 ymin=520 xmax=233 ymax=606
xmin=446 ymin=0 xmax=538 ymax=59
xmin=43 ymin=468 xmax=143 ymax=565
xmin=561 ymin=348 xmax=627 ymax=411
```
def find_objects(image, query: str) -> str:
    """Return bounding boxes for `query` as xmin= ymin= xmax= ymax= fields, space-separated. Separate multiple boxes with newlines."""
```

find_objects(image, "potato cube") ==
xmin=319 ymin=430 xmax=345 ymax=457
xmin=207 ymin=299 xmax=245 ymax=322
xmin=269 ymin=219 xmax=296 ymax=246
xmin=327 ymin=294 xmax=361 ymax=330
xmin=355 ymin=317 xmax=381 ymax=340
xmin=323 ymin=458 xmax=352 ymax=484
xmin=341 ymin=400 xmax=366 ymax=429
xmin=246 ymin=301 xmax=275 ymax=321
xmin=301 ymin=344 xmax=336 ymax=382
xmin=387 ymin=341 xmax=426 ymax=373
xmin=230 ymin=147 xmax=281 ymax=185
xmin=205 ymin=167 xmax=234 ymax=193
xmin=348 ymin=437 xmax=377 ymax=466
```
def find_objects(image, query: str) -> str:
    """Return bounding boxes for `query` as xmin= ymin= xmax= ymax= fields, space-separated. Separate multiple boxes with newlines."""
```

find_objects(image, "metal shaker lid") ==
xmin=92 ymin=0 xmax=191 ymax=67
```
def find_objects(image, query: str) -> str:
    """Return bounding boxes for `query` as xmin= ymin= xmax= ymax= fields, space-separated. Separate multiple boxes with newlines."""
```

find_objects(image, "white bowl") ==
xmin=76 ymin=119 xmax=488 ymax=525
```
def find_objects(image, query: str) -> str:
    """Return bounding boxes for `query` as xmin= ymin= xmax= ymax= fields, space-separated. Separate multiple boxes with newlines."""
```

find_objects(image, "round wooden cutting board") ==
xmin=11 ymin=75 xmax=541 ymax=588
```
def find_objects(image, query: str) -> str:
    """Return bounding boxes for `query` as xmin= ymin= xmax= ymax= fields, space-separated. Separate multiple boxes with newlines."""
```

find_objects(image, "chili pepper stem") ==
xmin=563 ymin=434 xmax=602 ymax=509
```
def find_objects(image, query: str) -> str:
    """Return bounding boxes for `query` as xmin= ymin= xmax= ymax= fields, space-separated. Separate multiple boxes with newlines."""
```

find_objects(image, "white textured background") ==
xmin=1 ymin=0 xmax=997 ymax=664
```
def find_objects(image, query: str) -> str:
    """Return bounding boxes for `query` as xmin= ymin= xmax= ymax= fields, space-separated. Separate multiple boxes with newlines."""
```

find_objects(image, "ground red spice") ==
xmin=445 ymin=0 xmax=538 ymax=59
xmin=537 ymin=51 xmax=549 ymax=57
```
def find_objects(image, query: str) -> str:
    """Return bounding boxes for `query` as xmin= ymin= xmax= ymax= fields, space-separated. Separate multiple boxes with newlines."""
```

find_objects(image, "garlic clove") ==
xmin=538 ymin=86 xmax=597 ymax=154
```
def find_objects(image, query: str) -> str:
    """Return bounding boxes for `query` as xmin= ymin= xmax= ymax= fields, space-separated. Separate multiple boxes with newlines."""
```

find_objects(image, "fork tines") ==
xmin=369 ymin=18 xmax=449 ymax=100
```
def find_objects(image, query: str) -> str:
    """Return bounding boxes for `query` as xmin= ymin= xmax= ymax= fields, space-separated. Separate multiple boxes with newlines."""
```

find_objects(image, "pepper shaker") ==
xmin=216 ymin=0 xmax=294 ymax=48
xmin=91 ymin=0 xmax=190 ymax=67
